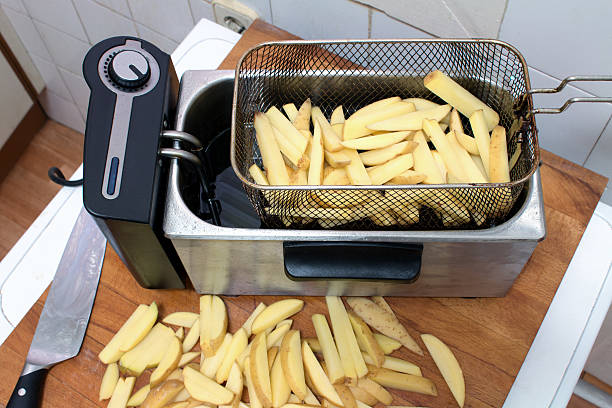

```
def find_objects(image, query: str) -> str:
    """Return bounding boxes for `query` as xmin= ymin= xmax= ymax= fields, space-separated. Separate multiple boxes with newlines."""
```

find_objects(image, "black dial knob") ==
xmin=108 ymin=50 xmax=150 ymax=89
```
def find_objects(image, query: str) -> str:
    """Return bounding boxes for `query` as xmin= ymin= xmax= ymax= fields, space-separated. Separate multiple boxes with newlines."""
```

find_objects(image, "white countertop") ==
xmin=0 ymin=18 xmax=611 ymax=407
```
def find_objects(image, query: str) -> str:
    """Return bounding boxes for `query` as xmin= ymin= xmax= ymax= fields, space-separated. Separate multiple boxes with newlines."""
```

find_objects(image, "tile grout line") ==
xmin=529 ymin=65 xmax=599 ymax=97
xmin=69 ymin=0 xmax=92 ymax=45
xmin=582 ymin=112 xmax=612 ymax=167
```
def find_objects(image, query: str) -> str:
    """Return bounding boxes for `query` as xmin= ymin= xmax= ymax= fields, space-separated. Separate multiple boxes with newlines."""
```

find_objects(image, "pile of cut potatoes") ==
xmin=98 ymin=296 xmax=465 ymax=408
xmin=250 ymin=70 xmax=520 ymax=188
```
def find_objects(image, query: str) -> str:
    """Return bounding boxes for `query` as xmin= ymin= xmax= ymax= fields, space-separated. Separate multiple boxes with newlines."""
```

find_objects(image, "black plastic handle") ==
xmin=7 ymin=368 xmax=48 ymax=408
xmin=283 ymin=241 xmax=422 ymax=283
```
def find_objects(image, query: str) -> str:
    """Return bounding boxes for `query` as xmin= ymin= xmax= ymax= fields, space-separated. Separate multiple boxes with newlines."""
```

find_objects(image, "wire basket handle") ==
xmin=526 ymin=75 xmax=612 ymax=115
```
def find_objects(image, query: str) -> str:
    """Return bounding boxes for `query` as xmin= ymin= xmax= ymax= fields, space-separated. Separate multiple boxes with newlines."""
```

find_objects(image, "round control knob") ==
xmin=108 ymin=50 xmax=150 ymax=89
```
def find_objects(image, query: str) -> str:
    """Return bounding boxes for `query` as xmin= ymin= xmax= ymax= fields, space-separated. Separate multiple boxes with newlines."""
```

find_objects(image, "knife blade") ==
xmin=7 ymin=208 xmax=106 ymax=408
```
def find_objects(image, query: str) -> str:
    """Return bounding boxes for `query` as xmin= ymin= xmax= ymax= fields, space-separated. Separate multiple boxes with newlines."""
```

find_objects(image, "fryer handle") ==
xmin=283 ymin=242 xmax=422 ymax=283
xmin=527 ymin=75 xmax=612 ymax=115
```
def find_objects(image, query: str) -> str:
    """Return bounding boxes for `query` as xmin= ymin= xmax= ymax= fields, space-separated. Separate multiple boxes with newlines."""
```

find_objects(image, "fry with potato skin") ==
xmin=469 ymin=110 xmax=491 ymax=178
xmin=421 ymin=334 xmax=465 ymax=407
xmin=412 ymin=131 xmax=444 ymax=184
xmin=266 ymin=107 xmax=308 ymax=153
xmin=344 ymin=100 xmax=413 ymax=140
xmin=489 ymin=125 xmax=510 ymax=183
xmin=423 ymin=120 xmax=468 ymax=182
xmin=312 ymin=107 xmax=344 ymax=152
xmin=281 ymin=330 xmax=308 ymax=400
xmin=312 ymin=314 xmax=345 ymax=384
xmin=348 ymin=312 xmax=385 ymax=368
xmin=283 ymin=103 xmax=298 ymax=122
xmin=367 ymin=104 xmax=451 ymax=132
xmin=293 ymin=98 xmax=312 ymax=132
xmin=367 ymin=154 xmax=414 ymax=185
xmin=308 ymin=122 xmax=324 ymax=185
xmin=254 ymin=113 xmax=290 ymax=185
xmin=368 ymin=366 xmax=437 ymax=396
xmin=359 ymin=141 xmax=418 ymax=166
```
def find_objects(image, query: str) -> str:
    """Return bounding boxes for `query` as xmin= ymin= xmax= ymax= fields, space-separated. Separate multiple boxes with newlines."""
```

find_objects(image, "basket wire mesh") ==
xmin=230 ymin=40 xmax=539 ymax=230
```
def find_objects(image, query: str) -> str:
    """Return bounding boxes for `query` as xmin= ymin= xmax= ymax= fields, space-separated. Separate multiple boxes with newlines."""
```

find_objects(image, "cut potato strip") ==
xmin=359 ymin=141 xmax=418 ymax=166
xmin=356 ymin=378 xmax=392 ymax=405
xmin=99 ymin=363 xmax=119 ymax=401
xmin=249 ymin=164 xmax=269 ymax=186
xmin=312 ymin=314 xmax=345 ymax=384
xmin=509 ymin=142 xmax=522 ymax=170
xmin=271 ymin=349 xmax=292 ymax=408
xmin=150 ymin=336 xmax=182 ymax=386
xmin=162 ymin=311 xmax=197 ymax=329
xmin=99 ymin=303 xmax=155 ymax=364
xmin=266 ymin=107 xmax=308 ymax=153
xmin=367 ymin=104 xmax=451 ymax=132
xmin=281 ymin=330 xmax=308 ymax=400
xmin=108 ymin=377 xmax=136 ymax=408
xmin=334 ymin=384 xmax=358 ymax=408
xmin=432 ymin=151 xmax=447 ymax=183
xmin=446 ymin=131 xmax=487 ymax=183
xmin=403 ymin=97 xmax=440 ymax=111
xmin=424 ymin=70 xmax=499 ymax=131
xmin=344 ymin=101 xmax=415 ymax=140
xmin=368 ymin=368 xmax=437 ymax=396
xmin=348 ymin=386 xmax=377 ymax=406
xmin=242 ymin=303 xmax=267 ymax=337
xmin=449 ymin=108 xmax=463 ymax=134
xmin=456 ymin=132 xmax=479 ymax=156
xmin=367 ymin=154 xmax=414 ymax=185
xmin=489 ymin=125 xmax=510 ymax=183
xmin=386 ymin=170 xmax=426 ymax=185
xmin=323 ymin=168 xmax=350 ymax=185
xmin=325 ymin=150 xmax=351 ymax=168
xmin=200 ymin=295 xmax=228 ymax=357
xmin=250 ymin=332 xmax=273 ymax=408
xmin=363 ymin=355 xmax=421 ymax=376
xmin=283 ymin=103 xmax=299 ymax=122
xmin=120 ymin=323 xmax=176 ymax=376
xmin=217 ymin=328 xmax=248 ymax=383
xmin=331 ymin=106 xmax=345 ymax=125
xmin=349 ymin=97 xmax=401 ymax=119
xmin=127 ymin=384 xmax=150 ymax=406
xmin=469 ymin=110 xmax=491 ymax=178
xmin=179 ymin=352 xmax=200 ymax=368
xmin=255 ymin=113 xmax=291 ymax=185
xmin=183 ymin=319 xmax=200 ymax=353
xmin=423 ymin=120 xmax=467 ymax=182
xmin=252 ymin=299 xmax=304 ymax=335
xmin=342 ymin=130 xmax=412 ymax=150
xmin=412 ymin=131 xmax=444 ymax=184
xmin=312 ymin=107 xmax=344 ymax=152
xmin=201 ymin=332 xmax=232 ymax=379
xmin=421 ymin=334 xmax=465 ymax=407
xmin=343 ymin=149 xmax=371 ymax=185
xmin=293 ymin=99 xmax=312 ymax=131
xmin=184 ymin=366 xmax=235 ymax=405
xmin=308 ymin=121 xmax=324 ymax=185
xmin=301 ymin=341 xmax=344 ymax=406
xmin=348 ymin=312 xmax=385 ymax=368
xmin=272 ymin=126 xmax=310 ymax=169
xmin=346 ymin=297 xmax=423 ymax=356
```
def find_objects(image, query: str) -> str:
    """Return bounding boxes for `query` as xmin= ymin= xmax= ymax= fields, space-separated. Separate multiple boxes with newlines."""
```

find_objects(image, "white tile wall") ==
xmin=22 ymin=0 xmax=87 ymax=41
xmin=74 ymin=0 xmax=137 ymax=44
xmin=3 ymin=0 xmax=611 ymax=205
xmin=499 ymin=0 xmax=612 ymax=98
xmin=271 ymin=0 xmax=369 ymax=40
xmin=370 ymin=10 xmax=432 ymax=39
xmin=39 ymin=89 xmax=85 ymax=133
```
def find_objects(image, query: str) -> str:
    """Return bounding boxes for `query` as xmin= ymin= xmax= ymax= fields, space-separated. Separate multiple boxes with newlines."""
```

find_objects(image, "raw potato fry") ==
xmin=308 ymin=122 xmax=325 ymax=185
xmin=323 ymin=168 xmax=350 ymax=185
xmin=312 ymin=107 xmax=344 ymax=152
xmin=266 ymin=107 xmax=308 ymax=153
xmin=243 ymin=303 xmax=267 ymax=336
xmin=166 ymin=402 xmax=189 ymax=408
xmin=117 ymin=303 xmax=157 ymax=353
xmin=99 ymin=362 xmax=120 ymax=400
xmin=423 ymin=120 xmax=467 ymax=182
xmin=386 ymin=170 xmax=426 ymax=185
xmin=291 ymin=167 xmax=308 ymax=185
xmin=356 ymin=378 xmax=392 ymax=405
xmin=217 ymin=328 xmax=248 ymax=383
xmin=348 ymin=312 xmax=385 ymax=368
xmin=167 ymin=368 xmax=182 ymax=381
xmin=421 ymin=334 xmax=465 ymax=407
xmin=175 ymin=327 xmax=185 ymax=342
xmin=267 ymin=323 xmax=292 ymax=349
xmin=432 ymin=151 xmax=448 ymax=182
xmin=373 ymin=334 xmax=401 ymax=355
xmin=343 ymin=148 xmax=371 ymax=185
xmin=446 ymin=132 xmax=487 ymax=183
xmin=271 ymin=348 xmax=292 ymax=408
xmin=469 ymin=110 xmax=491 ymax=177
xmin=489 ymin=125 xmax=510 ymax=183
xmin=245 ymin=359 xmax=263 ymax=408
xmin=283 ymin=103 xmax=299 ymax=122
xmin=367 ymin=104 xmax=451 ymax=132
xmin=108 ymin=377 xmax=136 ymax=408
xmin=449 ymin=108 xmax=463 ymax=134
xmin=222 ymin=363 xmax=244 ymax=408
xmin=331 ymin=105 xmax=345 ymax=125
xmin=304 ymin=387 xmax=320 ymax=405
xmin=348 ymin=386 xmax=377 ymax=406
xmin=325 ymin=150 xmax=351 ymax=168
xmin=367 ymin=154 xmax=414 ymax=185
xmin=312 ymin=314 xmax=345 ymax=384
xmin=273 ymin=126 xmax=310 ymax=169
xmin=293 ymin=99 xmax=312 ymax=132
xmin=281 ymin=330 xmax=307 ymax=400
xmin=369 ymin=367 xmax=437 ymax=396
xmin=304 ymin=338 xmax=322 ymax=353
xmin=471 ymin=155 xmax=487 ymax=182
xmin=179 ymin=352 xmax=200 ymax=368
xmin=456 ymin=132 xmax=479 ymax=155
xmin=403 ymin=97 xmax=440 ymax=111
xmin=344 ymin=101 xmax=415 ymax=140
xmin=509 ymin=142 xmax=522 ymax=170
xmin=252 ymin=299 xmax=304 ymax=335
xmin=255 ymin=113 xmax=291 ymax=185
xmin=201 ymin=332 xmax=233 ymax=379
xmin=150 ymin=336 xmax=182 ymax=387
xmin=184 ymin=366 xmax=235 ymax=405
xmin=346 ymin=297 xmax=423 ymax=356
xmin=268 ymin=347 xmax=279 ymax=370
xmin=362 ymin=356 xmax=422 ymax=376
xmin=141 ymin=380 xmax=184 ymax=408
xmin=99 ymin=304 xmax=153 ymax=364
xmin=250 ymin=164 xmax=270 ymax=185
xmin=326 ymin=296 xmax=368 ymax=379
xmin=412 ymin=131 xmax=444 ymax=184
xmin=183 ymin=319 xmax=200 ymax=353
xmin=341 ymin=131 xmax=412 ymax=150
xmin=200 ymin=295 xmax=228 ymax=357
xmin=127 ymin=384 xmax=150 ymax=406
xmin=120 ymin=323 xmax=176 ymax=376
xmin=359 ymin=141 xmax=418 ymax=166
xmin=301 ymin=341 xmax=344 ymax=406
xmin=287 ymin=394 xmax=301 ymax=403
xmin=350 ymin=97 xmax=401 ymax=119
xmin=334 ymin=384 xmax=358 ymax=408
xmin=424 ymin=70 xmax=499 ymax=131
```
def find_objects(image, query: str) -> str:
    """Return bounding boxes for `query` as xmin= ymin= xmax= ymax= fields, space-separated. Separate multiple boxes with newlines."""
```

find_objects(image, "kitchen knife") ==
xmin=7 ymin=208 xmax=106 ymax=408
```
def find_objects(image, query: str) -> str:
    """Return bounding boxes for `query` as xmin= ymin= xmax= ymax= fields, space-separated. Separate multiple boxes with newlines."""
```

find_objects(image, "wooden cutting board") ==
xmin=0 ymin=19 xmax=608 ymax=408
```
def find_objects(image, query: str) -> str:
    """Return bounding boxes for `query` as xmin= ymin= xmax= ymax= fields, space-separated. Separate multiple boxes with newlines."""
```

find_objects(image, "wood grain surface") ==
xmin=0 ymin=19 xmax=609 ymax=408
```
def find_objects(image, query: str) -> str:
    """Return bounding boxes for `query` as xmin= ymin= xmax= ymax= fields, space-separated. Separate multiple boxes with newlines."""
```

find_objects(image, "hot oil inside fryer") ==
xmin=176 ymin=75 xmax=530 ymax=231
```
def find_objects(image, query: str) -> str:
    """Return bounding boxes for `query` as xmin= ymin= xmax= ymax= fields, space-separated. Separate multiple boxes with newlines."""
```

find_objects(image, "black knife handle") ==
xmin=7 ymin=368 xmax=48 ymax=408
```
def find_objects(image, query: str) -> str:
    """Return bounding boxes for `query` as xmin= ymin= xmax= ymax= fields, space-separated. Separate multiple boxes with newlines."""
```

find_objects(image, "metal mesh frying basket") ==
xmin=230 ymin=40 xmax=539 ymax=230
